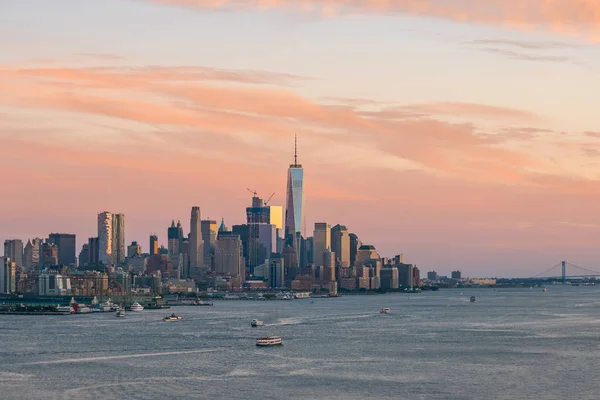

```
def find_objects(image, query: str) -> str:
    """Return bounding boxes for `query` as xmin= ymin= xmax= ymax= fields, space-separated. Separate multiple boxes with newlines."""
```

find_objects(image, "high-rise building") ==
xmin=23 ymin=240 xmax=35 ymax=270
xmin=79 ymin=244 xmax=89 ymax=267
xmin=427 ymin=271 xmax=439 ymax=281
xmin=201 ymin=220 xmax=217 ymax=268
xmin=268 ymin=206 xmax=283 ymax=235
xmin=189 ymin=207 xmax=203 ymax=269
xmin=127 ymin=241 xmax=141 ymax=258
xmin=167 ymin=220 xmax=183 ymax=256
xmin=48 ymin=233 xmax=76 ymax=266
xmin=97 ymin=211 xmax=113 ymax=265
xmin=40 ymin=242 xmax=59 ymax=267
xmin=331 ymin=225 xmax=350 ymax=268
xmin=88 ymin=237 xmax=99 ymax=265
xmin=284 ymin=135 xmax=305 ymax=260
xmin=112 ymin=214 xmax=125 ymax=265
xmin=451 ymin=270 xmax=462 ymax=280
xmin=149 ymin=235 xmax=159 ymax=255
xmin=3 ymin=239 xmax=23 ymax=269
xmin=214 ymin=231 xmax=245 ymax=280
xmin=356 ymin=245 xmax=380 ymax=266
xmin=0 ymin=257 xmax=16 ymax=294
xmin=268 ymin=253 xmax=285 ymax=288
xmin=349 ymin=233 xmax=361 ymax=267
xmin=312 ymin=223 xmax=331 ymax=267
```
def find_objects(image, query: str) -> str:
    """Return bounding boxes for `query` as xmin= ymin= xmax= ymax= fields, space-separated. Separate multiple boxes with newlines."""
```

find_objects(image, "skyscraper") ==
xmin=3 ymin=240 xmax=23 ymax=268
xmin=112 ymin=214 xmax=125 ymax=265
xmin=201 ymin=220 xmax=217 ymax=268
xmin=149 ymin=235 xmax=159 ymax=255
xmin=313 ymin=222 xmax=331 ymax=267
xmin=331 ymin=224 xmax=350 ymax=268
xmin=48 ymin=233 xmax=76 ymax=266
xmin=189 ymin=207 xmax=203 ymax=269
xmin=284 ymin=135 xmax=305 ymax=262
xmin=214 ymin=231 xmax=245 ymax=280
xmin=167 ymin=220 xmax=183 ymax=256
xmin=97 ymin=211 xmax=113 ymax=265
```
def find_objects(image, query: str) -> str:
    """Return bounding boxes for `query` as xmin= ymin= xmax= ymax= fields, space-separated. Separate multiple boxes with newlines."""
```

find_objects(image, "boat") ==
xmin=116 ymin=310 xmax=125 ymax=317
xmin=191 ymin=300 xmax=213 ymax=306
xmin=163 ymin=313 xmax=183 ymax=322
xmin=251 ymin=319 xmax=264 ymax=327
xmin=380 ymin=308 xmax=390 ymax=314
xmin=57 ymin=306 xmax=74 ymax=314
xmin=128 ymin=302 xmax=144 ymax=312
xmin=543 ymin=287 xmax=548 ymax=292
xmin=470 ymin=296 xmax=477 ymax=303
xmin=256 ymin=336 xmax=283 ymax=346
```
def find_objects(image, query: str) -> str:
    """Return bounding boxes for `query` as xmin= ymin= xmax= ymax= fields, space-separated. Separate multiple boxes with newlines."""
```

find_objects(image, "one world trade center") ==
xmin=284 ymin=135 xmax=305 ymax=261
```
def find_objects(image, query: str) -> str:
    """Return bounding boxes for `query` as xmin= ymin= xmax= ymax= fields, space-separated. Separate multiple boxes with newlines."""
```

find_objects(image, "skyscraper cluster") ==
xmin=1 ymin=137 xmax=420 ymax=296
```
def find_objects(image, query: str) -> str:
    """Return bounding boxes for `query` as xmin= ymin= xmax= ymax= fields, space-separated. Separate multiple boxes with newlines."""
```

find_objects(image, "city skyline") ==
xmin=1 ymin=1 xmax=600 ymax=277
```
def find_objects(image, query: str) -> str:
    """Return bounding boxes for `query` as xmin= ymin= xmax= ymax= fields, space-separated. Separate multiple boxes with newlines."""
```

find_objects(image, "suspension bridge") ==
xmin=530 ymin=261 xmax=600 ymax=281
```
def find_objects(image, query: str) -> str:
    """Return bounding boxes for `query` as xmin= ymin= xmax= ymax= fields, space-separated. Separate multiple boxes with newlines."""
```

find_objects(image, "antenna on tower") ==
xmin=295 ymin=133 xmax=298 ymax=166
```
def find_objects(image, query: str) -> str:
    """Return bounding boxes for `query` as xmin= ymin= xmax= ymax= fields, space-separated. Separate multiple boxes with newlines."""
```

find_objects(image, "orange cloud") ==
xmin=147 ymin=0 xmax=600 ymax=39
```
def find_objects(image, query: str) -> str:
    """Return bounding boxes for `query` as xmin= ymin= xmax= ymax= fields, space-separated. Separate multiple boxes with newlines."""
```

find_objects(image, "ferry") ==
xmin=129 ymin=302 xmax=144 ymax=312
xmin=256 ymin=336 xmax=283 ymax=346
xmin=470 ymin=296 xmax=477 ymax=303
xmin=380 ymin=308 xmax=390 ymax=314
xmin=251 ymin=319 xmax=264 ymax=327
xmin=116 ymin=310 xmax=125 ymax=317
xmin=192 ymin=300 xmax=214 ymax=306
xmin=163 ymin=313 xmax=183 ymax=322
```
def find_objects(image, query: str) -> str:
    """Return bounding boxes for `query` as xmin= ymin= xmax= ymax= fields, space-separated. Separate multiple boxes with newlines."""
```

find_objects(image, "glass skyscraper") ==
xmin=284 ymin=136 xmax=305 ymax=263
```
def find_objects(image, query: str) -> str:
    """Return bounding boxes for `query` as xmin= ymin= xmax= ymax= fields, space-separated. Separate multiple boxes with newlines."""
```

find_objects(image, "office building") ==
xmin=381 ymin=267 xmax=399 ymax=290
xmin=149 ymin=235 xmax=159 ymax=255
xmin=268 ymin=253 xmax=285 ymax=288
xmin=127 ymin=241 xmax=141 ymax=258
xmin=3 ymin=239 xmax=23 ymax=269
xmin=167 ymin=220 xmax=184 ymax=256
xmin=201 ymin=220 xmax=217 ymax=268
xmin=0 ymin=257 xmax=16 ymax=294
xmin=88 ymin=237 xmax=99 ymax=265
xmin=48 ymin=233 xmax=76 ymax=266
xmin=331 ymin=224 xmax=350 ymax=268
xmin=451 ymin=270 xmax=462 ymax=280
xmin=214 ymin=231 xmax=245 ymax=280
xmin=313 ymin=222 xmax=331 ymax=266
xmin=284 ymin=135 xmax=305 ymax=263
xmin=427 ymin=271 xmax=439 ymax=281
xmin=189 ymin=206 xmax=203 ymax=269
xmin=349 ymin=233 xmax=361 ymax=267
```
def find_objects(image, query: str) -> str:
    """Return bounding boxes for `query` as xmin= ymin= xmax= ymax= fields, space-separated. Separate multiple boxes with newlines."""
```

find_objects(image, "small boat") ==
xmin=309 ymin=301 xmax=314 ymax=304
xmin=129 ymin=302 xmax=144 ymax=312
xmin=256 ymin=336 xmax=283 ymax=346
xmin=470 ymin=296 xmax=477 ymax=303
xmin=380 ymin=308 xmax=390 ymax=314
xmin=163 ymin=313 xmax=183 ymax=322
xmin=542 ymin=287 xmax=548 ymax=292
xmin=192 ymin=300 xmax=214 ymax=306
xmin=251 ymin=319 xmax=264 ymax=327
xmin=116 ymin=310 xmax=125 ymax=317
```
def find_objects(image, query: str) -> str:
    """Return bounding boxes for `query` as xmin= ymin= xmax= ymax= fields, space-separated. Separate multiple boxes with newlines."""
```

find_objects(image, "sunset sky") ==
xmin=1 ymin=0 xmax=600 ymax=277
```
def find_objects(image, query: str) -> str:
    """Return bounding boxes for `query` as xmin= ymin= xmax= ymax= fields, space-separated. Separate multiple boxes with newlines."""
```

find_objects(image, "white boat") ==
xmin=129 ymin=302 xmax=144 ymax=312
xmin=57 ymin=306 xmax=74 ymax=314
xmin=251 ymin=319 xmax=264 ymax=327
xmin=543 ymin=287 xmax=548 ymax=292
xmin=163 ymin=313 xmax=183 ymax=322
xmin=116 ymin=310 xmax=125 ymax=317
xmin=256 ymin=336 xmax=283 ymax=346
xmin=470 ymin=296 xmax=477 ymax=303
xmin=77 ymin=306 xmax=92 ymax=314
xmin=380 ymin=308 xmax=390 ymax=314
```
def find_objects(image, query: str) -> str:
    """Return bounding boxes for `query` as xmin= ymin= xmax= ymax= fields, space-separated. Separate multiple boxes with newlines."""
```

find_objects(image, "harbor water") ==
xmin=1 ymin=286 xmax=599 ymax=399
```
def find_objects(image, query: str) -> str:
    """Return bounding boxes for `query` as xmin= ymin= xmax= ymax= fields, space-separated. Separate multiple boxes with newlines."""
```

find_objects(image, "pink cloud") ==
xmin=147 ymin=0 xmax=600 ymax=39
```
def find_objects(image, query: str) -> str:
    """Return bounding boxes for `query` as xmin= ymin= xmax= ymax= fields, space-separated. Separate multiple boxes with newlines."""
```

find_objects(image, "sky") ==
xmin=1 ymin=0 xmax=600 ymax=277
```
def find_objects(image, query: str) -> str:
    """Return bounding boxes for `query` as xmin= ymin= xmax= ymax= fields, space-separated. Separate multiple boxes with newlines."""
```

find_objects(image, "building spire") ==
xmin=294 ymin=133 xmax=297 ymax=166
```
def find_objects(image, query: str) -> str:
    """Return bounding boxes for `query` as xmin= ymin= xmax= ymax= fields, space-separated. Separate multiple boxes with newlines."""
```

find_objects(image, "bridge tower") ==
xmin=561 ymin=261 xmax=566 ymax=283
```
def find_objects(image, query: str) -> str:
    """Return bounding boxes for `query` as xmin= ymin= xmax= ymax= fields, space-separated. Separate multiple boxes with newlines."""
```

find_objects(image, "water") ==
xmin=1 ymin=287 xmax=600 ymax=399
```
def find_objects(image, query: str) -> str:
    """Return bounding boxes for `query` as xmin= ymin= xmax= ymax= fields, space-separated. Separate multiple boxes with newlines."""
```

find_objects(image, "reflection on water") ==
xmin=1 ymin=286 xmax=600 ymax=399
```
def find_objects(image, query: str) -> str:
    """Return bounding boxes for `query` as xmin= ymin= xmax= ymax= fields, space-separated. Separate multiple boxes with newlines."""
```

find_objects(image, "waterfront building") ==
xmin=356 ymin=245 xmax=380 ymax=266
xmin=427 ymin=270 xmax=439 ymax=281
xmin=451 ymin=270 xmax=462 ymax=280
xmin=313 ymin=222 xmax=331 ymax=267
xmin=48 ymin=233 xmax=76 ymax=266
xmin=189 ymin=206 xmax=204 ymax=270
xmin=381 ymin=267 xmax=399 ymax=290
xmin=331 ymin=224 xmax=350 ymax=268
xmin=284 ymin=135 xmax=305 ymax=264
xmin=0 ymin=257 xmax=17 ymax=294
xmin=97 ymin=211 xmax=113 ymax=265
xmin=3 ymin=239 xmax=23 ymax=269
xmin=149 ymin=234 xmax=159 ymax=255
xmin=38 ymin=271 xmax=71 ymax=295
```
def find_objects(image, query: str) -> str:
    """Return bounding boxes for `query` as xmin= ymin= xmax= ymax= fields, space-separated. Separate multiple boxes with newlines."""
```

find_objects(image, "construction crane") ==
xmin=265 ymin=192 xmax=275 ymax=206
xmin=247 ymin=188 xmax=258 ymax=197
